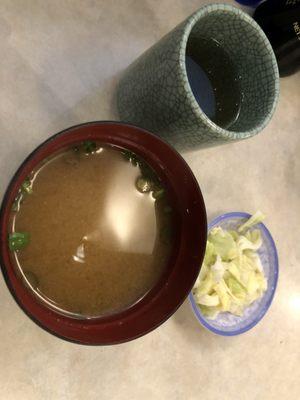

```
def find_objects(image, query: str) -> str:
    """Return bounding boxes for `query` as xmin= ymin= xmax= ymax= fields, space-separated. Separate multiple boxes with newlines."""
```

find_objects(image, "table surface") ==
xmin=0 ymin=1 xmax=299 ymax=399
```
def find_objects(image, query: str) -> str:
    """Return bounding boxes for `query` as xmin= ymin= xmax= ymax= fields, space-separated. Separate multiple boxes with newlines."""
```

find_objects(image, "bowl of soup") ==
xmin=0 ymin=121 xmax=207 ymax=344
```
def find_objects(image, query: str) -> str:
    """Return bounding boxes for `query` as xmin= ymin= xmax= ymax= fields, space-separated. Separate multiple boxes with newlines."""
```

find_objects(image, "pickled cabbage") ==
xmin=193 ymin=212 xmax=267 ymax=319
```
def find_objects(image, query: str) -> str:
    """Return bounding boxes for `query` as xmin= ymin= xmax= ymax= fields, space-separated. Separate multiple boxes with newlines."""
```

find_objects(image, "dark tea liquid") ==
xmin=186 ymin=37 xmax=242 ymax=129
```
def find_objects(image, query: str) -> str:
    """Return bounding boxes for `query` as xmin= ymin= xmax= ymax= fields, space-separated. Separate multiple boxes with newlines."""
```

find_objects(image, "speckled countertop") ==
xmin=0 ymin=1 xmax=299 ymax=399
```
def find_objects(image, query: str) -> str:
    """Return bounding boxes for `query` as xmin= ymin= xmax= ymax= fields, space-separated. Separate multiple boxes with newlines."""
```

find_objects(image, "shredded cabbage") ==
xmin=238 ymin=210 xmax=266 ymax=233
xmin=193 ymin=212 xmax=268 ymax=319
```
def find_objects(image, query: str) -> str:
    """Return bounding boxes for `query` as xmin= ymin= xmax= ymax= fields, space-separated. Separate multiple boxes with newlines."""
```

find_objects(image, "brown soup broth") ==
xmin=9 ymin=142 xmax=175 ymax=318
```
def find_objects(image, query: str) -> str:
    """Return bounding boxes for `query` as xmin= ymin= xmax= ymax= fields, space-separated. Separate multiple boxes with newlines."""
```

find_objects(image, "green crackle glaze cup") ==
xmin=117 ymin=4 xmax=279 ymax=151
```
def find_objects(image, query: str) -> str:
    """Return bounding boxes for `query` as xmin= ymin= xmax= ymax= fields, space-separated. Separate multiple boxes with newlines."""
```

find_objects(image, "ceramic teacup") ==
xmin=117 ymin=4 xmax=279 ymax=150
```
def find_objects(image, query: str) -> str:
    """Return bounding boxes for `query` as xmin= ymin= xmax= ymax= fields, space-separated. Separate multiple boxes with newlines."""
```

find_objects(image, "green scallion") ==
xmin=83 ymin=141 xmax=97 ymax=153
xmin=139 ymin=162 xmax=157 ymax=181
xmin=153 ymin=188 xmax=165 ymax=200
xmin=122 ymin=150 xmax=140 ymax=166
xmin=8 ymin=232 xmax=30 ymax=251
xmin=21 ymin=178 xmax=33 ymax=195
xmin=135 ymin=177 xmax=152 ymax=193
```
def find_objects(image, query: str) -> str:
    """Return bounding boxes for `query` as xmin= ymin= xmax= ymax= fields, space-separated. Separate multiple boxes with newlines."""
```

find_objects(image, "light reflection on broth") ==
xmin=9 ymin=144 xmax=174 ymax=317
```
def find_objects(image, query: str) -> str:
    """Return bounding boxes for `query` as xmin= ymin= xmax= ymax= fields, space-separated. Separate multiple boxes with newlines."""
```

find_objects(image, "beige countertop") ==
xmin=0 ymin=1 xmax=299 ymax=399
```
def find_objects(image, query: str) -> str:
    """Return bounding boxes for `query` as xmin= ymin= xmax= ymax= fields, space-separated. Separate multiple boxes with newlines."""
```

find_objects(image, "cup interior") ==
xmin=185 ymin=7 xmax=279 ymax=134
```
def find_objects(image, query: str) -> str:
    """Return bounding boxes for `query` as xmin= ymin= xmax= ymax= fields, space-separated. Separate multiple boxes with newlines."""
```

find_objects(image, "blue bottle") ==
xmin=235 ymin=0 xmax=262 ymax=6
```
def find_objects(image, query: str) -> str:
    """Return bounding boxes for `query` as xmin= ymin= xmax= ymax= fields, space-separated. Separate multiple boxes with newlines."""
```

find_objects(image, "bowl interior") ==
xmin=190 ymin=212 xmax=278 ymax=336
xmin=0 ymin=121 xmax=207 ymax=344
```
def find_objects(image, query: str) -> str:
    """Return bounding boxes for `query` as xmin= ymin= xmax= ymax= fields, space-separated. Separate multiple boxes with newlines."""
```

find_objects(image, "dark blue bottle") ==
xmin=235 ymin=0 xmax=262 ymax=6
xmin=254 ymin=0 xmax=300 ymax=76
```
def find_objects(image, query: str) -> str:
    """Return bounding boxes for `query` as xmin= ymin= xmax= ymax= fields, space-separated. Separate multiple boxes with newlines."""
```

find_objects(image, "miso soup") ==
xmin=9 ymin=142 xmax=175 ymax=317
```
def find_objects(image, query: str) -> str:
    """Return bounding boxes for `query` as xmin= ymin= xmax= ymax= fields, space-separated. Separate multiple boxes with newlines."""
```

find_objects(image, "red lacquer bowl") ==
xmin=0 ymin=122 xmax=207 ymax=345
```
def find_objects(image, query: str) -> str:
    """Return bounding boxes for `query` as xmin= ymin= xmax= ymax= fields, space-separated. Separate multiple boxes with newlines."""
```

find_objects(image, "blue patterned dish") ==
xmin=189 ymin=212 xmax=278 ymax=336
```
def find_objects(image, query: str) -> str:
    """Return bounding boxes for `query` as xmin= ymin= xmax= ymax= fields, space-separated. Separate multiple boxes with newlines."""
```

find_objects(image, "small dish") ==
xmin=189 ymin=212 xmax=279 ymax=336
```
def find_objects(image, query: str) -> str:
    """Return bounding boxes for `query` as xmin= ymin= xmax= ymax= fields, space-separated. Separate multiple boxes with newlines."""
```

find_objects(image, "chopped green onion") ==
xmin=21 ymin=178 xmax=33 ymax=194
xmin=122 ymin=150 xmax=164 ymax=197
xmin=135 ymin=177 xmax=152 ymax=193
xmin=122 ymin=151 xmax=162 ymax=191
xmin=153 ymin=188 xmax=165 ymax=200
xmin=122 ymin=150 xmax=140 ymax=166
xmin=83 ymin=141 xmax=97 ymax=153
xmin=8 ymin=232 xmax=30 ymax=251
xmin=139 ymin=162 xmax=157 ymax=182
xmin=12 ymin=178 xmax=32 ymax=212
xmin=12 ymin=201 xmax=19 ymax=212
xmin=140 ymin=162 xmax=161 ymax=190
